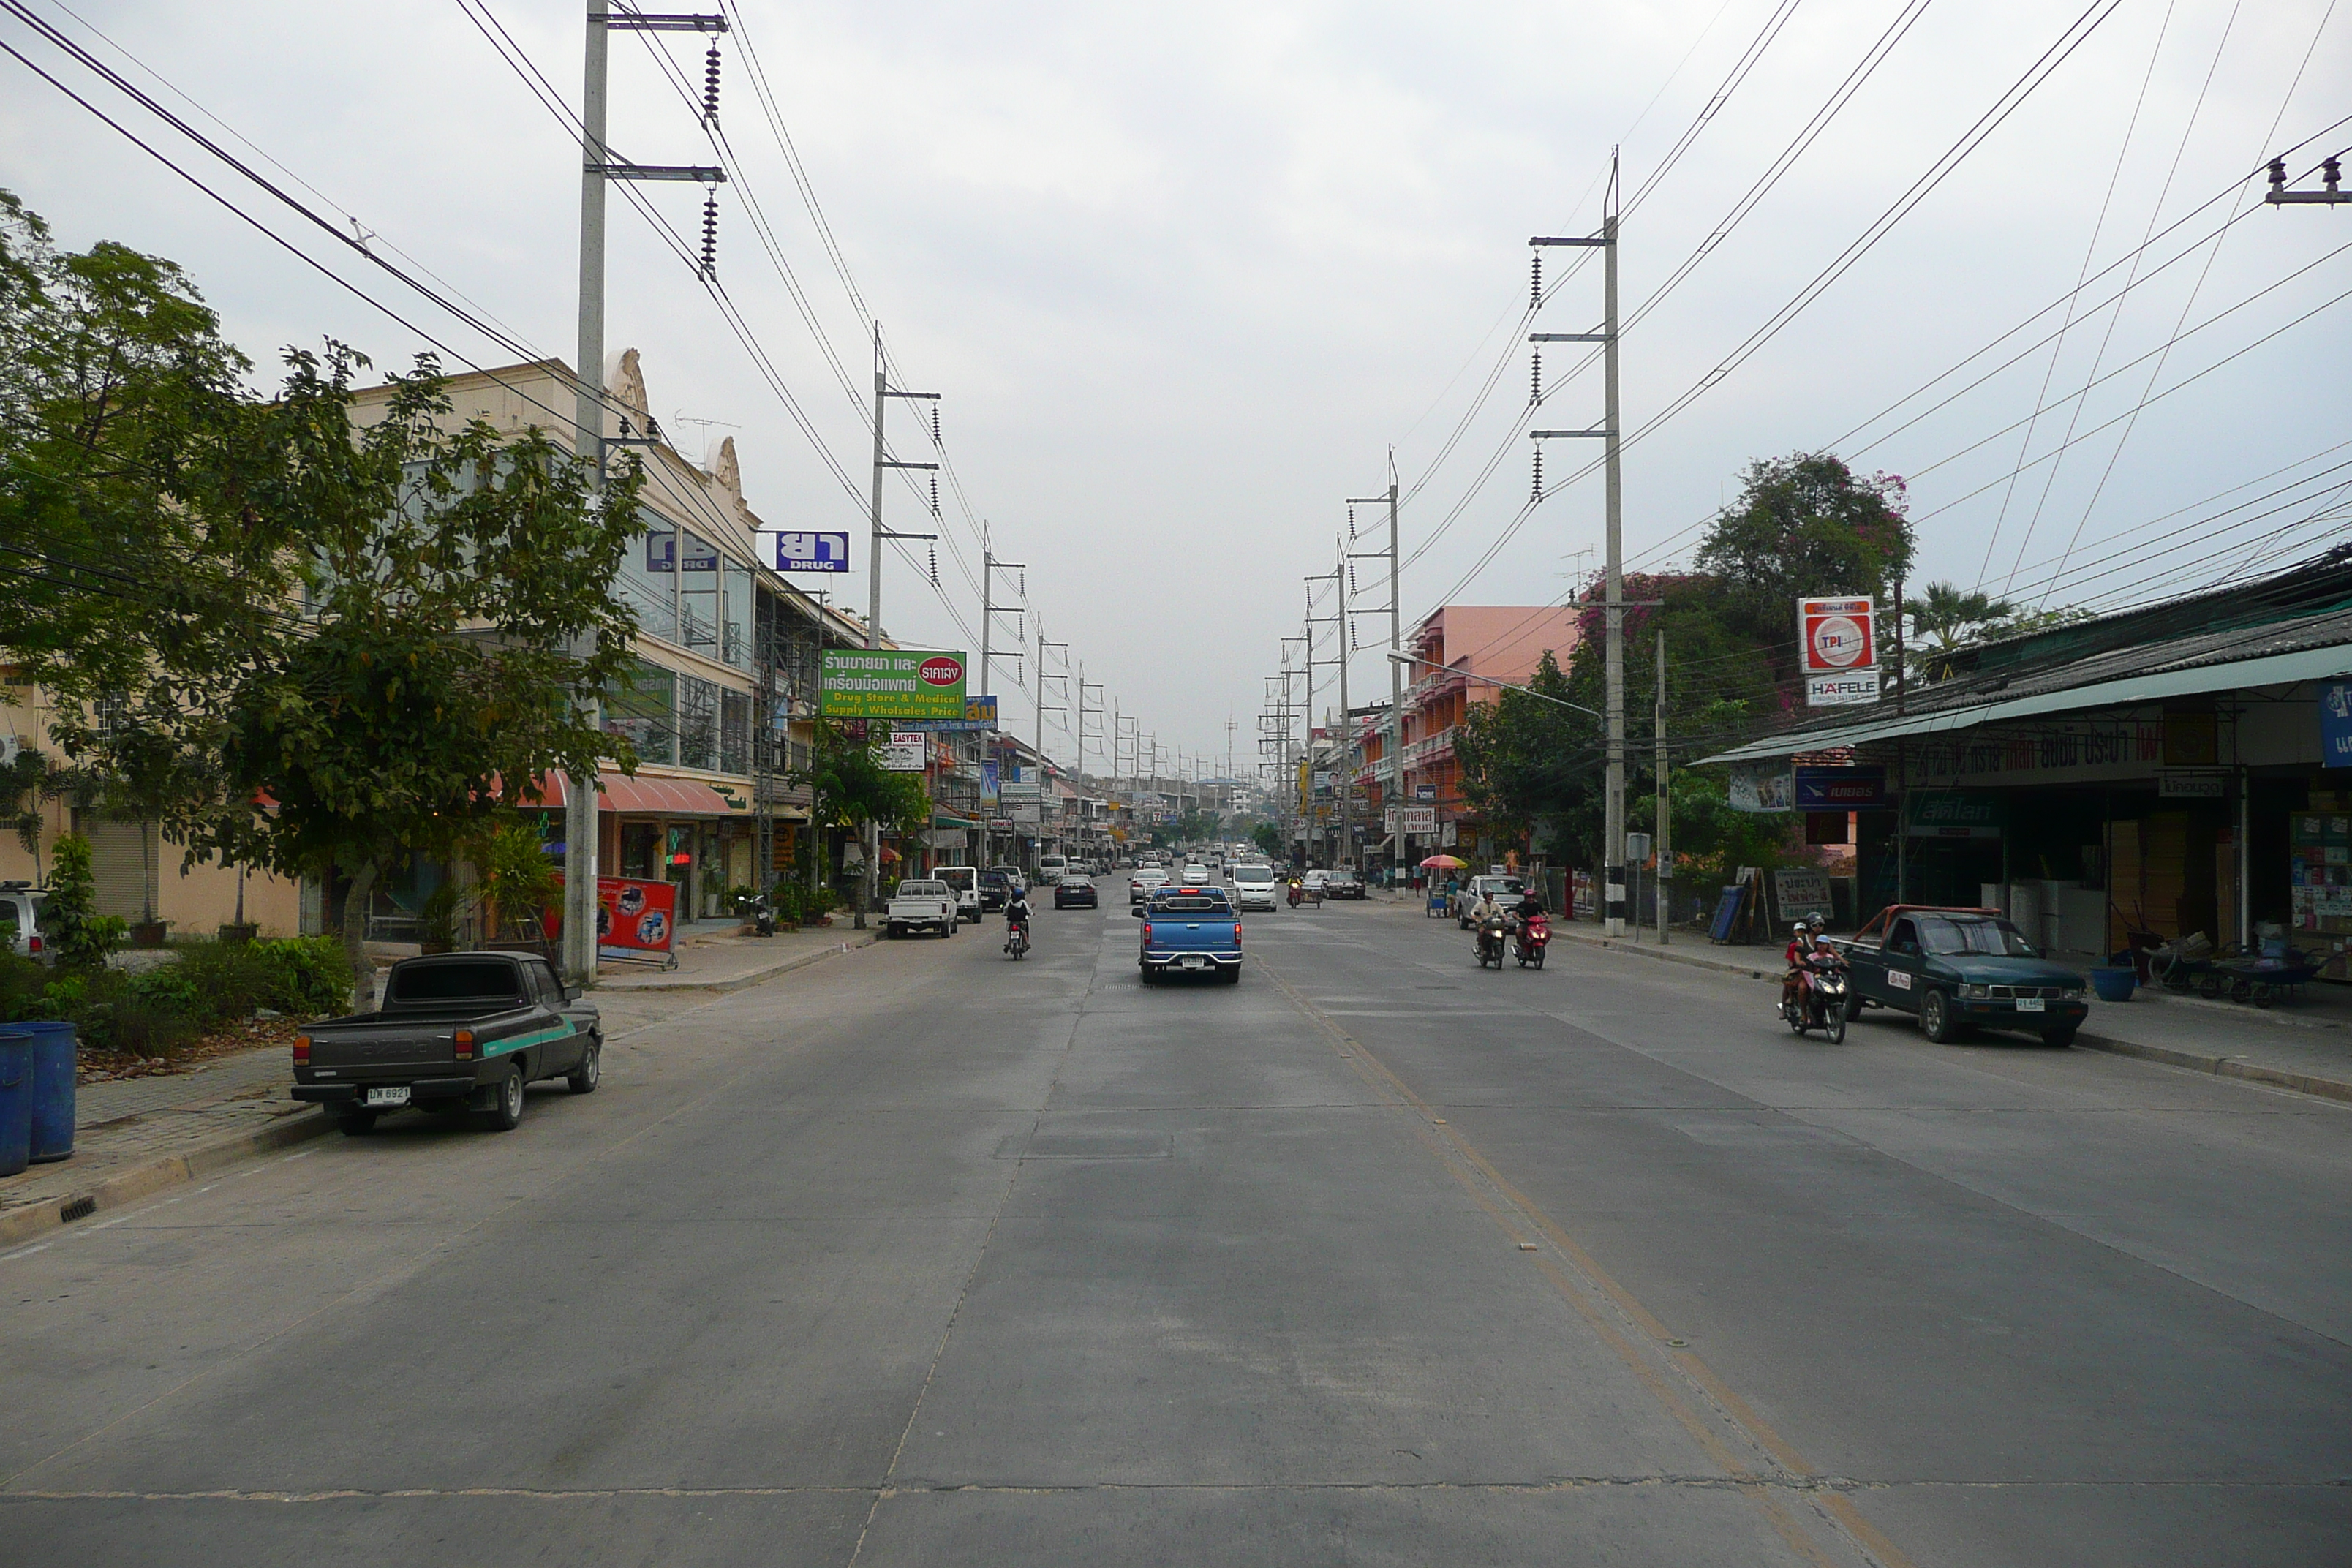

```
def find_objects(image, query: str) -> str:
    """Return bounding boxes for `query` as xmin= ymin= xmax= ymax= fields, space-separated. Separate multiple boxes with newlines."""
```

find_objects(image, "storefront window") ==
xmin=698 ymin=822 xmax=724 ymax=917
xmin=720 ymin=689 xmax=750 ymax=776
xmin=620 ymin=821 xmax=660 ymax=881
xmin=678 ymin=674 xmax=719 ymax=770
xmin=622 ymin=514 xmax=677 ymax=643
xmin=679 ymin=532 xmax=720 ymax=657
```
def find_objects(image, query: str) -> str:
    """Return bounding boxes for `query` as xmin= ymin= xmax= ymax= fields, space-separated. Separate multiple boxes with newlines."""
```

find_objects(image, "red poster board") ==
xmin=549 ymin=875 xmax=679 ymax=962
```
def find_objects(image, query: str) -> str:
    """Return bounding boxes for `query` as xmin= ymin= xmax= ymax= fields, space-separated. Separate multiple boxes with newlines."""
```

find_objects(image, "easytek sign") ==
xmin=1798 ymin=596 xmax=1880 ymax=708
xmin=818 ymin=649 xmax=968 ymax=720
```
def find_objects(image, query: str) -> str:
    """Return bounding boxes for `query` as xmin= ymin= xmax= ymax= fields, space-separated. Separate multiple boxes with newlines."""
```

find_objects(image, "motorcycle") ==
xmin=1781 ymin=952 xmax=1849 ymax=1041
xmin=734 ymin=889 xmax=776 ymax=938
xmin=1513 ymin=911 xmax=1550 ymax=968
xmin=1004 ymin=919 xmax=1030 ymax=960
xmin=1475 ymin=913 xmax=1509 ymax=968
xmin=1286 ymin=881 xmax=1303 ymax=908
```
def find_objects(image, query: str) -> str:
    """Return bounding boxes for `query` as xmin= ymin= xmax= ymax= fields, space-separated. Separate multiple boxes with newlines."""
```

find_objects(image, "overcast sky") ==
xmin=4 ymin=1 xmax=2346 ymax=774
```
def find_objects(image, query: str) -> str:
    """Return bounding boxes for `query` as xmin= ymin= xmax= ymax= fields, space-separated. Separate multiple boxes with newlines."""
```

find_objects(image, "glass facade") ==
xmin=621 ymin=517 xmax=677 ymax=642
xmin=720 ymin=689 xmax=750 ymax=776
xmin=605 ymin=660 xmax=678 ymax=768
xmin=677 ymin=674 xmax=720 ymax=771
xmin=679 ymin=531 xmax=721 ymax=659
xmin=723 ymin=560 xmax=753 ymax=670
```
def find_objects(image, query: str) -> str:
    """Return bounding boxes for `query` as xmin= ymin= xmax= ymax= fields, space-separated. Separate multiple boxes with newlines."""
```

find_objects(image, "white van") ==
xmin=1037 ymin=855 xmax=1068 ymax=886
xmin=1231 ymin=862 xmax=1278 ymax=911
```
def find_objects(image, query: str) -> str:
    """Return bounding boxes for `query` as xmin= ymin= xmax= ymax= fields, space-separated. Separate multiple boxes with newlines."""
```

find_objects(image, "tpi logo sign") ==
xmin=1798 ymin=595 xmax=1881 ymax=708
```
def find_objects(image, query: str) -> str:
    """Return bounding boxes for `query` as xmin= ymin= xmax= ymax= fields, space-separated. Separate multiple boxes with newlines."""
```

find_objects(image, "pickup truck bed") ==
xmin=1135 ymin=889 xmax=1243 ymax=985
xmin=292 ymin=952 xmax=601 ymax=1134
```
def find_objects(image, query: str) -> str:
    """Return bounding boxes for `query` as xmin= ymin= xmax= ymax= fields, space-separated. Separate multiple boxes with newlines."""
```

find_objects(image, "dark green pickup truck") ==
xmin=1837 ymin=905 xmax=2089 ymax=1046
xmin=292 ymin=952 xmax=602 ymax=1134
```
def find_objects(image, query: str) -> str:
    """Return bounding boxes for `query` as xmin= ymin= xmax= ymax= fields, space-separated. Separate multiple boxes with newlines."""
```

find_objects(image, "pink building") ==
xmin=1401 ymin=606 xmax=1582 ymax=848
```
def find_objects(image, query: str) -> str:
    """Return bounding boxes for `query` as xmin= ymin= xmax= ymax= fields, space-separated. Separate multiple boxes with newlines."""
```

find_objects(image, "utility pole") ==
xmin=979 ymin=548 xmax=1024 ymax=870
xmin=1531 ymin=149 xmax=1626 ymax=935
xmin=1332 ymin=540 xmax=1352 ymax=868
xmin=1655 ymin=627 xmax=1670 ymax=945
xmin=1305 ymin=564 xmax=1341 ymax=867
xmin=2266 ymin=155 xmax=2347 ymax=206
xmin=859 ymin=324 xmax=939 ymax=927
xmin=1037 ymin=635 xmax=1068 ymax=767
xmin=569 ymin=1 xmax=727 ymax=984
xmin=1349 ymin=457 xmax=1403 ymax=882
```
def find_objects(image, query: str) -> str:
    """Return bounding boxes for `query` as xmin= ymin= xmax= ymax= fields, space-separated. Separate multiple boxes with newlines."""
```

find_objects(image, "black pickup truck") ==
xmin=292 ymin=952 xmax=602 ymax=1134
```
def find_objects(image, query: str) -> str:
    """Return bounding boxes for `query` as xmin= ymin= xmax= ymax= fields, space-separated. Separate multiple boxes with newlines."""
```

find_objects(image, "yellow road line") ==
xmin=1258 ymin=954 xmax=1919 ymax=1568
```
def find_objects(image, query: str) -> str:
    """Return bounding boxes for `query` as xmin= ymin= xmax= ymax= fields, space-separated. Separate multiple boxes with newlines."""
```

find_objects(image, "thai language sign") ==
xmin=819 ymin=649 xmax=967 ymax=719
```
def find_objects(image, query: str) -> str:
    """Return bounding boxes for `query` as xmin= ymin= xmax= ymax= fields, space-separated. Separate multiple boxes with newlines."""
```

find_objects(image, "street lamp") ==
xmin=1386 ymin=651 xmax=1602 ymax=720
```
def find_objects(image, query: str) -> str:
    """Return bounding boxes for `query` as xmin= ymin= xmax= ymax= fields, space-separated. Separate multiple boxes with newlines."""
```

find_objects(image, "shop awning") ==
xmin=528 ymin=772 xmax=747 ymax=816
xmin=1701 ymin=642 xmax=2352 ymax=766
xmin=932 ymin=812 xmax=984 ymax=829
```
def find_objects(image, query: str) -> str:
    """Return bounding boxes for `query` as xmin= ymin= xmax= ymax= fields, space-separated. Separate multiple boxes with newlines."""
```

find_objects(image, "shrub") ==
xmin=45 ymin=833 xmax=126 ymax=968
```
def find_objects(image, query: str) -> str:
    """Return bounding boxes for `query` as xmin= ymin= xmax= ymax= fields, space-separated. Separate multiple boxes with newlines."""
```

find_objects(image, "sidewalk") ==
xmin=1 ymin=921 xmax=885 ymax=1248
xmin=595 ymin=920 xmax=881 ymax=992
xmin=1537 ymin=919 xmax=2352 ymax=1106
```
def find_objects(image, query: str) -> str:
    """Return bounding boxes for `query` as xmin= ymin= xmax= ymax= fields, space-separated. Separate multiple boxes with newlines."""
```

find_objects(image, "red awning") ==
xmin=527 ymin=772 xmax=745 ymax=817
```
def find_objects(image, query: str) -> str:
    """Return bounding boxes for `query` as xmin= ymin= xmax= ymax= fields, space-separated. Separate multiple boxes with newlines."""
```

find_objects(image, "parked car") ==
xmin=0 ymin=881 xmax=50 ymax=960
xmin=886 ymin=878 xmax=960 ymax=938
xmin=978 ymin=869 xmax=1015 ymax=912
xmin=1128 ymin=867 xmax=1171 ymax=905
xmin=1324 ymin=869 xmax=1365 ymax=900
xmin=937 ymin=864 xmax=983 ymax=924
xmin=1134 ymin=885 xmax=1242 ymax=984
xmin=292 ymin=952 xmax=600 ymax=1135
xmin=1451 ymin=875 xmax=1527 ymax=927
xmin=1836 ymin=905 xmax=2089 ymax=1045
xmin=988 ymin=864 xmax=1028 ymax=897
xmin=1054 ymin=874 xmax=1098 ymax=910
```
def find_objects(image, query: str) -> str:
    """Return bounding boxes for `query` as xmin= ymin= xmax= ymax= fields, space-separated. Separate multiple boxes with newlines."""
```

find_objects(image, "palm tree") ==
xmin=1903 ymin=582 xmax=2013 ymax=682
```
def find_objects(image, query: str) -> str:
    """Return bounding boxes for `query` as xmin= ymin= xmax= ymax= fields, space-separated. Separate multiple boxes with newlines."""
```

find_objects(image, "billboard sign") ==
xmin=1729 ymin=759 xmax=1796 ymax=812
xmin=1397 ymin=806 xmax=1438 ymax=835
xmin=819 ymin=649 xmax=967 ymax=720
xmin=880 ymin=733 xmax=927 ymax=772
xmin=1798 ymin=596 xmax=1879 ymax=707
xmin=549 ymin=875 xmax=678 ymax=961
xmin=766 ymin=530 xmax=851 ymax=573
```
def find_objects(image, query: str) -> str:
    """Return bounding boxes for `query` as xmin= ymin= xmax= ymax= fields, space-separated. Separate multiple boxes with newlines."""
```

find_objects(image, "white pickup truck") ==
xmin=885 ymin=879 xmax=960 ymax=939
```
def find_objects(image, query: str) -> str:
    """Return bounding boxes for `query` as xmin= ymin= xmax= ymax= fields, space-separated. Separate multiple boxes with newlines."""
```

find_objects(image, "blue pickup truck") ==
xmin=1134 ymin=886 xmax=1243 ymax=985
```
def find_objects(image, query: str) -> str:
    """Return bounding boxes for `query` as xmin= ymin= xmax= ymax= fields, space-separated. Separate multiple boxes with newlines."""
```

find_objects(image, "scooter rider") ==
xmin=1780 ymin=917 xmax=1814 ymax=1017
xmin=1004 ymin=886 xmax=1034 ymax=946
xmin=1782 ymin=913 xmax=1837 ymax=1020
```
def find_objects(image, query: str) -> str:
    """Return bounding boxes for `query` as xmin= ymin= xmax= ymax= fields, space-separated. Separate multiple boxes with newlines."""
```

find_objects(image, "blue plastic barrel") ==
xmin=17 ymin=1020 xmax=76 ymax=1163
xmin=0 ymin=1031 xmax=31 ymax=1178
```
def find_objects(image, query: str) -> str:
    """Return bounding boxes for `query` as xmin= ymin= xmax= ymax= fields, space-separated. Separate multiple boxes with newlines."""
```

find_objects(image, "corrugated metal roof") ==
xmin=1700 ymin=606 xmax=2352 ymax=765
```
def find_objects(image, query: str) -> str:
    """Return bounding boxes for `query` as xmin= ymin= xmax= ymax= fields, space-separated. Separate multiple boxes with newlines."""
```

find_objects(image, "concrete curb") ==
xmin=598 ymin=930 xmax=881 ymax=994
xmin=0 ymin=1107 xmax=333 ymax=1251
xmin=2069 ymin=1033 xmax=2352 ymax=1105
xmin=1545 ymin=926 xmax=2352 ymax=1106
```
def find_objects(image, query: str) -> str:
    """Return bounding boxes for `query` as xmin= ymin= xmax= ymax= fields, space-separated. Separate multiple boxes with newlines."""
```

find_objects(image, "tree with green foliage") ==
xmin=40 ymin=832 xmax=124 ymax=968
xmin=791 ymin=722 xmax=932 ymax=930
xmin=1250 ymin=821 xmax=1284 ymax=860
xmin=1692 ymin=452 xmax=1915 ymax=685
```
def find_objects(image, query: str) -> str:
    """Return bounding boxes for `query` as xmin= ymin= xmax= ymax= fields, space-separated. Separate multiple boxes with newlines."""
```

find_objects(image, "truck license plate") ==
xmin=363 ymin=1086 xmax=412 ymax=1108
xmin=1182 ymin=956 xmax=1208 ymax=970
xmin=2015 ymin=997 xmax=2044 ymax=1013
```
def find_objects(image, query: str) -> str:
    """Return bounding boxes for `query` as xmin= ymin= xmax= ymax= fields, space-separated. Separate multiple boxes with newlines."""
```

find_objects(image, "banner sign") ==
xmin=1415 ymin=783 xmax=1437 ymax=801
xmin=1729 ymin=759 xmax=1796 ymax=812
xmin=1798 ymin=596 xmax=1880 ymax=707
xmin=549 ymin=875 xmax=678 ymax=960
xmin=819 ymin=649 xmax=967 ymax=719
xmin=1773 ymin=867 xmax=1833 ymax=921
xmin=981 ymin=761 xmax=1000 ymax=804
xmin=880 ymin=733 xmax=927 ymax=772
xmin=766 ymin=530 xmax=851 ymax=573
xmin=2324 ymin=683 xmax=2352 ymax=767
xmin=1397 ymin=806 xmax=1438 ymax=834
xmin=1793 ymin=764 xmax=1887 ymax=809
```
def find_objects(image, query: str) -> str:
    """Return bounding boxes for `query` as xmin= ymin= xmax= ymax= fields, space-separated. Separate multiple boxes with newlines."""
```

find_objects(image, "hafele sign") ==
xmin=1798 ymin=595 xmax=1880 ymax=708
xmin=1805 ymin=668 xmax=1881 ymax=706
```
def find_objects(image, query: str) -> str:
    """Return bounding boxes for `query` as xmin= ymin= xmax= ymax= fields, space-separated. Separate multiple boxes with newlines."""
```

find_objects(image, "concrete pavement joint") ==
xmin=1254 ymin=951 xmax=1918 ymax=1568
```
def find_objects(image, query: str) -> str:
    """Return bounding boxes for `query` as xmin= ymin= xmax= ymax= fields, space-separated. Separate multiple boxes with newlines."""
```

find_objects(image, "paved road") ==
xmin=4 ymin=895 xmax=2347 ymax=1564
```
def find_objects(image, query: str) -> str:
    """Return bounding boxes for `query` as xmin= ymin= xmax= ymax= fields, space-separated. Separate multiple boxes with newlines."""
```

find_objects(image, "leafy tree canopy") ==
xmin=1692 ymin=451 xmax=1914 ymax=679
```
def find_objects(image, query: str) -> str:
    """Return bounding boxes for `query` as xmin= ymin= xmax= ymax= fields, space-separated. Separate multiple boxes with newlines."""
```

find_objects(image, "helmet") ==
xmin=1806 ymin=912 xmax=1827 ymax=931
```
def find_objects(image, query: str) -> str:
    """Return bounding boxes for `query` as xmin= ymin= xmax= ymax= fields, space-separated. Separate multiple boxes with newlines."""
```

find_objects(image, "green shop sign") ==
xmin=819 ymin=649 xmax=968 ymax=720
xmin=1906 ymin=790 xmax=2003 ymax=839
